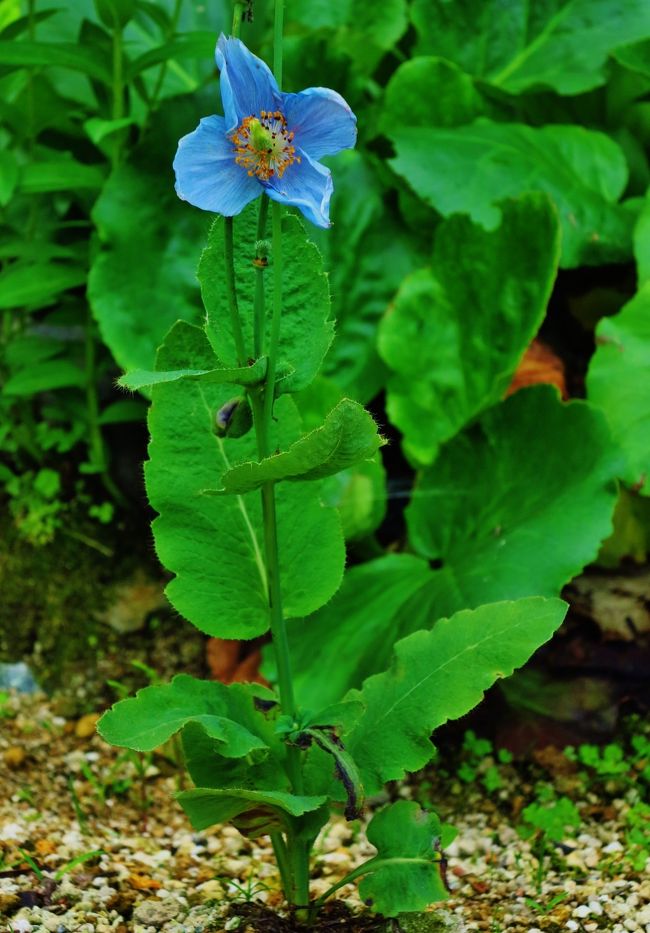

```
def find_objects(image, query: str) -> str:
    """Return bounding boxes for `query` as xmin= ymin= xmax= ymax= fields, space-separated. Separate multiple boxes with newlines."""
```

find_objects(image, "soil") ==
xmin=1 ymin=689 xmax=649 ymax=933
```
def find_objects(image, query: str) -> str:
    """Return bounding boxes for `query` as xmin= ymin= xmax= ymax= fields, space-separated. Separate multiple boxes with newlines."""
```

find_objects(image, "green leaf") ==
xmin=118 ymin=357 xmax=267 ymax=392
xmin=276 ymin=555 xmax=434 ymax=709
xmin=18 ymin=160 xmax=105 ymax=193
xmin=382 ymin=56 xmax=484 ymax=133
xmin=0 ymin=40 xmax=111 ymax=82
xmin=146 ymin=321 xmax=345 ymax=637
xmin=3 ymin=360 xmax=86 ymax=396
xmin=378 ymin=194 xmax=560 ymax=466
xmin=321 ymin=456 xmax=387 ymax=542
xmin=406 ymin=387 xmax=622 ymax=610
xmin=0 ymin=262 xmax=86 ymax=310
xmin=634 ymin=191 xmax=650 ymax=285
xmin=347 ymin=598 xmax=567 ymax=792
xmin=97 ymin=399 xmax=147 ymax=425
xmin=339 ymin=0 xmax=407 ymax=74
xmin=200 ymin=205 xmax=333 ymax=394
xmin=176 ymin=787 xmax=328 ymax=836
xmin=359 ymin=801 xmax=446 ymax=916
xmin=614 ymin=40 xmax=650 ymax=81
xmin=0 ymin=151 xmax=19 ymax=206
xmin=97 ymin=674 xmax=272 ymax=755
xmin=587 ymin=283 xmax=650 ymax=492
xmin=214 ymin=399 xmax=383 ymax=494
xmin=411 ymin=0 xmax=650 ymax=95
xmin=88 ymin=131 xmax=205 ymax=373
xmin=388 ymin=118 xmax=631 ymax=267
xmin=84 ymin=117 xmax=137 ymax=145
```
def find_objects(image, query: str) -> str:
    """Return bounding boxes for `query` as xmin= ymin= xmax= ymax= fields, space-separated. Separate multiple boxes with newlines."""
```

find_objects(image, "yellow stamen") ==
xmin=231 ymin=110 xmax=300 ymax=181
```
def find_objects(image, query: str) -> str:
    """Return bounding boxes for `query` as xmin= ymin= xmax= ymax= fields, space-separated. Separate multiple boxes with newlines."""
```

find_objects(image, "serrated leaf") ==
xmin=587 ymin=283 xmax=650 ymax=493
xmin=176 ymin=787 xmax=328 ymax=836
xmin=388 ymin=119 xmax=631 ymax=267
xmin=411 ymin=0 xmax=650 ymax=95
xmin=359 ymin=801 xmax=446 ymax=917
xmin=119 ymin=357 xmax=267 ymax=391
xmin=378 ymin=194 xmax=560 ymax=466
xmin=213 ymin=399 xmax=383 ymax=494
xmin=146 ymin=321 xmax=344 ymax=637
xmin=97 ymin=674 xmax=272 ymax=755
xmin=346 ymin=598 xmax=567 ymax=793
xmin=200 ymin=204 xmax=333 ymax=394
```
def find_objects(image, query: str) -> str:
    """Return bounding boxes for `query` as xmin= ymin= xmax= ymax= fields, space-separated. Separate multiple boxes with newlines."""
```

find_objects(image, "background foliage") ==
xmin=2 ymin=0 xmax=650 ymax=700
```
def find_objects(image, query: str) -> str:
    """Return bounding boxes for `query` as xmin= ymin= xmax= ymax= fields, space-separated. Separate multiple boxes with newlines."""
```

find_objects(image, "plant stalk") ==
xmin=111 ymin=23 xmax=124 ymax=168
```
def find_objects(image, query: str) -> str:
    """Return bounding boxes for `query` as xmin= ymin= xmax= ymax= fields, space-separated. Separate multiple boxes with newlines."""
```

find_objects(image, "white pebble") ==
xmin=574 ymin=905 xmax=591 ymax=918
xmin=588 ymin=900 xmax=604 ymax=915
xmin=566 ymin=922 xmax=579 ymax=932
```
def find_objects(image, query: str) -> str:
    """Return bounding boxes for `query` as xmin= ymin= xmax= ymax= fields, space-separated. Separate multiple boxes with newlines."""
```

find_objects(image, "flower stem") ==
xmin=261 ymin=200 xmax=283 ymax=430
xmin=232 ymin=0 xmax=246 ymax=37
xmin=312 ymin=857 xmax=436 ymax=909
xmin=253 ymin=194 xmax=269 ymax=359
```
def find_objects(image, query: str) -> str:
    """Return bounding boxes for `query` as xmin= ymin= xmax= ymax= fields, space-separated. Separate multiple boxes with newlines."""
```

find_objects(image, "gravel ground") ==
xmin=1 ymin=691 xmax=649 ymax=932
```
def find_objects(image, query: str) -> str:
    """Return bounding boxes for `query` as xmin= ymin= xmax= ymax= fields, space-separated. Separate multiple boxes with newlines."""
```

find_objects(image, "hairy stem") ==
xmin=253 ymin=195 xmax=269 ymax=358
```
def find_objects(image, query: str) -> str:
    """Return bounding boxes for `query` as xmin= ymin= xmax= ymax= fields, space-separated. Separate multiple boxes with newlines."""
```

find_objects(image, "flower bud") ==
xmin=214 ymin=396 xmax=252 ymax=439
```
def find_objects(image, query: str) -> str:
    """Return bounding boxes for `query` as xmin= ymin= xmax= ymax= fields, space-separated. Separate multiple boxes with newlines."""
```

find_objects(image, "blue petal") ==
xmin=263 ymin=150 xmax=333 ymax=228
xmin=173 ymin=115 xmax=260 ymax=216
xmin=281 ymin=87 xmax=357 ymax=160
xmin=216 ymin=35 xmax=282 ymax=131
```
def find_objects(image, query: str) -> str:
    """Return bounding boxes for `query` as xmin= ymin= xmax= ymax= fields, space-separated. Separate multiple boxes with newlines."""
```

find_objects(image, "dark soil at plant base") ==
xmin=1 ymin=690 xmax=649 ymax=933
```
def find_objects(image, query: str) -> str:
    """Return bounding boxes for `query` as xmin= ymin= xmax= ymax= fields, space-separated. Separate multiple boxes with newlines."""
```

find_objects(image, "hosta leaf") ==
xmin=97 ymin=674 xmax=273 ymax=755
xmin=359 ymin=802 xmax=446 ymax=916
xmin=146 ymin=321 xmax=344 ymax=637
xmin=177 ymin=787 xmax=328 ymax=836
xmin=214 ymin=399 xmax=383 ymax=494
xmin=275 ymin=555 xmax=434 ymax=709
xmin=587 ymin=283 xmax=650 ymax=493
xmin=118 ymin=357 xmax=267 ymax=391
xmin=200 ymin=205 xmax=333 ymax=394
xmin=411 ymin=0 xmax=650 ymax=95
xmin=388 ymin=119 xmax=630 ymax=267
xmin=378 ymin=194 xmax=560 ymax=466
xmin=407 ymin=387 xmax=622 ymax=610
xmin=346 ymin=598 xmax=567 ymax=792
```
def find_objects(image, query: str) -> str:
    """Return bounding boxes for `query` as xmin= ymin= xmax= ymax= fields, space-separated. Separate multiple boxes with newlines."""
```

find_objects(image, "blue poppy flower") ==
xmin=173 ymin=35 xmax=357 ymax=228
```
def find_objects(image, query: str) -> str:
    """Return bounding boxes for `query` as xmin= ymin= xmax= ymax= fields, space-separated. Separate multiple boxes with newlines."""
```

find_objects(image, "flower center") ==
xmin=231 ymin=111 xmax=300 ymax=181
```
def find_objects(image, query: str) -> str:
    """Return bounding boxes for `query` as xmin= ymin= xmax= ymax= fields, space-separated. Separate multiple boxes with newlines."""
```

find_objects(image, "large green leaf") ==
xmin=406 ymin=387 xmax=622 ymax=611
xmin=97 ymin=675 xmax=272 ymax=755
xmin=347 ymin=598 xmax=567 ymax=792
xmin=381 ymin=56 xmax=484 ymax=133
xmin=200 ymin=205 xmax=333 ymax=394
xmin=587 ymin=284 xmax=650 ymax=493
xmin=177 ymin=787 xmax=328 ymax=836
xmin=146 ymin=321 xmax=345 ymax=638
xmin=88 ymin=106 xmax=207 ymax=373
xmin=274 ymin=555 xmax=434 ymax=709
xmin=359 ymin=802 xmax=447 ymax=917
xmin=634 ymin=191 xmax=650 ymax=285
xmin=388 ymin=118 xmax=631 ymax=267
xmin=410 ymin=0 xmax=650 ymax=95
xmin=214 ymin=399 xmax=383 ymax=494
xmin=321 ymin=153 xmax=424 ymax=403
xmin=378 ymin=194 xmax=560 ymax=466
